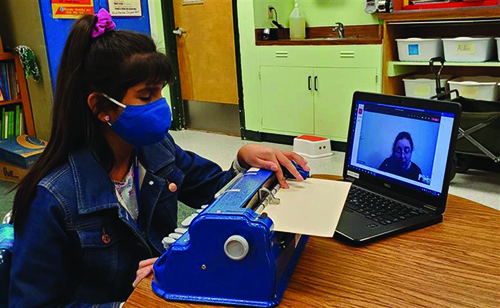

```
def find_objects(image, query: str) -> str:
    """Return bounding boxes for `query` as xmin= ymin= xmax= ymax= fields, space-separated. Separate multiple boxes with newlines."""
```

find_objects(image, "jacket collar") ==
xmin=69 ymin=148 xmax=118 ymax=215
xmin=137 ymin=136 xmax=175 ymax=173
xmin=69 ymin=137 xmax=175 ymax=215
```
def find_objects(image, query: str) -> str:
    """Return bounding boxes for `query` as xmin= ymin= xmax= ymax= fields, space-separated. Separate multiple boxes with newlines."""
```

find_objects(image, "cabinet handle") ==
xmin=308 ymin=76 xmax=312 ymax=91
xmin=314 ymin=76 xmax=318 ymax=91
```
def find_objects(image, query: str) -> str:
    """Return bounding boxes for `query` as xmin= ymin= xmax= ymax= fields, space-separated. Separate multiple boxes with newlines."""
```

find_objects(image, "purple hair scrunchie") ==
xmin=92 ymin=8 xmax=116 ymax=38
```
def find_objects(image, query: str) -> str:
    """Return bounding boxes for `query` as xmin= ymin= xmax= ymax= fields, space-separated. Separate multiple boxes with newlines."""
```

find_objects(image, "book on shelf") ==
xmin=0 ymin=105 xmax=24 ymax=140
xmin=7 ymin=111 xmax=14 ymax=138
xmin=0 ymin=135 xmax=47 ymax=169
xmin=14 ymin=105 xmax=20 ymax=136
xmin=7 ymin=62 xmax=19 ymax=100
xmin=0 ymin=63 xmax=9 ymax=101
xmin=19 ymin=110 xmax=24 ymax=135
xmin=2 ymin=108 xmax=7 ymax=139
xmin=0 ymin=61 xmax=19 ymax=102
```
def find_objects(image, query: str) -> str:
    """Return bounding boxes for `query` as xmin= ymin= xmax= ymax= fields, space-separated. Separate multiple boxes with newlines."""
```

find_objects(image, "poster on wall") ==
xmin=51 ymin=0 xmax=94 ymax=19
xmin=108 ymin=0 xmax=142 ymax=17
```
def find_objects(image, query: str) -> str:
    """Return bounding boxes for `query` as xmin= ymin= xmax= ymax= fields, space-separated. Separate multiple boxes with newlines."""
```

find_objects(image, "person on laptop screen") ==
xmin=378 ymin=132 xmax=422 ymax=182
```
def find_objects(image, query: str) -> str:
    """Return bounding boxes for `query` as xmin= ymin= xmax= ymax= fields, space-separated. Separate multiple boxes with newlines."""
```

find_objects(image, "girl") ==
xmin=9 ymin=9 xmax=307 ymax=307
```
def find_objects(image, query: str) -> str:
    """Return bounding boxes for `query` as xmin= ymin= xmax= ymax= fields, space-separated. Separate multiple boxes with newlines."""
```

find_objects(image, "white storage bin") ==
xmin=403 ymin=74 xmax=452 ymax=99
xmin=396 ymin=38 xmax=443 ymax=62
xmin=448 ymin=76 xmax=500 ymax=101
xmin=496 ymin=37 xmax=500 ymax=61
xmin=442 ymin=37 xmax=495 ymax=62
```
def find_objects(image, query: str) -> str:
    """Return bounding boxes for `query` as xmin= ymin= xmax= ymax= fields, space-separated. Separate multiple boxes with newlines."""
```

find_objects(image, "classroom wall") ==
xmin=1 ymin=0 xmax=160 ymax=140
xmin=142 ymin=0 xmax=380 ymax=135
xmin=0 ymin=0 xmax=54 ymax=141
xmin=147 ymin=0 xmax=172 ymax=105
xmin=237 ymin=0 xmax=380 ymax=132
xmin=38 ymin=0 xmax=152 ymax=94
xmin=253 ymin=0 xmax=378 ymax=28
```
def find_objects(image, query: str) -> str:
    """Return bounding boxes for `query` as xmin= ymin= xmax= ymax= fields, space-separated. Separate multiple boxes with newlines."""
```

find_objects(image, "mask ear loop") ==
xmin=101 ymin=93 xmax=126 ymax=126
xmin=101 ymin=93 xmax=127 ymax=108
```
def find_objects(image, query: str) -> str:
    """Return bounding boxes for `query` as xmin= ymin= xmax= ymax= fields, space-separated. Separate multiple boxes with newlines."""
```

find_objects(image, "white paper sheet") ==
xmin=262 ymin=178 xmax=352 ymax=237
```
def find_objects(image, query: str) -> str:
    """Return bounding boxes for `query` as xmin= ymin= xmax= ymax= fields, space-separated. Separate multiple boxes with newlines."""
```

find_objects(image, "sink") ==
xmin=256 ymin=34 xmax=380 ymax=46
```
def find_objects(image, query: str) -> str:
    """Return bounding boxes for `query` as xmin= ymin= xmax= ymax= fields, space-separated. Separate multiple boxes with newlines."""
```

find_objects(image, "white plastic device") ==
xmin=293 ymin=135 xmax=332 ymax=159
xmin=364 ymin=0 xmax=379 ymax=14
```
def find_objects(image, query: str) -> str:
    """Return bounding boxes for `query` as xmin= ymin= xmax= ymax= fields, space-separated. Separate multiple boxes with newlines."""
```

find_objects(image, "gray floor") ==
xmin=0 ymin=181 xmax=16 ymax=220
xmin=170 ymin=129 xmax=500 ymax=211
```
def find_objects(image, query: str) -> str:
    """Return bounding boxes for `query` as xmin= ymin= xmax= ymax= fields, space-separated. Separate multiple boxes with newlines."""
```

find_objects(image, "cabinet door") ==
xmin=314 ymin=67 xmax=378 ymax=141
xmin=260 ymin=66 xmax=314 ymax=134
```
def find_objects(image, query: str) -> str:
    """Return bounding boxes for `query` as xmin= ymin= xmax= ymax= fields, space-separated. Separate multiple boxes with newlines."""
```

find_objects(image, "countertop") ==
xmin=255 ymin=25 xmax=382 ymax=46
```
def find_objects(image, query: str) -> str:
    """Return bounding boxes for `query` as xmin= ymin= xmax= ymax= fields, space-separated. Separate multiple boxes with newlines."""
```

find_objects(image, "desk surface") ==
xmin=125 ymin=178 xmax=500 ymax=308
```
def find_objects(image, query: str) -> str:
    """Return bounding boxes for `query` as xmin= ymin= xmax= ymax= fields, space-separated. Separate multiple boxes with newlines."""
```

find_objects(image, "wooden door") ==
xmin=173 ymin=0 xmax=238 ymax=104
xmin=260 ymin=66 xmax=314 ymax=135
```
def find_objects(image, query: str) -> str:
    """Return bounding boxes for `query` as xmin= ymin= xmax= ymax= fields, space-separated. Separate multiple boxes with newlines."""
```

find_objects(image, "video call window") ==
xmin=355 ymin=104 xmax=440 ymax=185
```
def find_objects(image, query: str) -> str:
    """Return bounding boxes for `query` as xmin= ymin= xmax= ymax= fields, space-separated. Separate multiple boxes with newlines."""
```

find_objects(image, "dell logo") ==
xmin=384 ymin=183 xmax=391 ymax=188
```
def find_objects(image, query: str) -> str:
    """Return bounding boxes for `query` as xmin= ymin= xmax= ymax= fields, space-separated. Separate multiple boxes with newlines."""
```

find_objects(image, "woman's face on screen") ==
xmin=393 ymin=138 xmax=412 ymax=170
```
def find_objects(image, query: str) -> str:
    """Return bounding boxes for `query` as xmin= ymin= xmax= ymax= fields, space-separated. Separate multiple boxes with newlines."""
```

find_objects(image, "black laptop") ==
xmin=335 ymin=91 xmax=461 ymax=245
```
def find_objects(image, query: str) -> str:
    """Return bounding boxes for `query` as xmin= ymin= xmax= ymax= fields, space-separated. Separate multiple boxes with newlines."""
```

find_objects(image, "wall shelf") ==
xmin=0 ymin=99 xmax=23 ymax=106
xmin=378 ymin=7 xmax=500 ymax=22
xmin=381 ymin=14 xmax=500 ymax=95
xmin=388 ymin=61 xmax=500 ymax=77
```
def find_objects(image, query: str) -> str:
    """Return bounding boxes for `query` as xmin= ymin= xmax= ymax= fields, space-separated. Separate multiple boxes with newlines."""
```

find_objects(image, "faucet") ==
xmin=333 ymin=22 xmax=345 ymax=38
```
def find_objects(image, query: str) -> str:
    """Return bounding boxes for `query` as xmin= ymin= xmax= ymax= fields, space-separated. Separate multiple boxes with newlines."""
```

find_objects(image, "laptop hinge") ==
xmin=423 ymin=204 xmax=437 ymax=211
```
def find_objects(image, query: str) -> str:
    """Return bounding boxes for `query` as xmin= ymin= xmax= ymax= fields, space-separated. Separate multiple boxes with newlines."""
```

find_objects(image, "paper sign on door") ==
xmin=109 ymin=0 xmax=142 ymax=17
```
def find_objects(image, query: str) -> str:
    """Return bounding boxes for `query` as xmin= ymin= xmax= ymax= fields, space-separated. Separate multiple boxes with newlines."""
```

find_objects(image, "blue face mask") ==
xmin=102 ymin=93 xmax=172 ymax=146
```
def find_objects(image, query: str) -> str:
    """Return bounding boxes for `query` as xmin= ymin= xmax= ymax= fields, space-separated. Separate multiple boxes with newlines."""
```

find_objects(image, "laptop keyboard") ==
xmin=345 ymin=186 xmax=425 ymax=225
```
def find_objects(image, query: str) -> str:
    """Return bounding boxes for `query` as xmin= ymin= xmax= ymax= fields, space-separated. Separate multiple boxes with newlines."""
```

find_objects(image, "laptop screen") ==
xmin=346 ymin=98 xmax=457 ymax=198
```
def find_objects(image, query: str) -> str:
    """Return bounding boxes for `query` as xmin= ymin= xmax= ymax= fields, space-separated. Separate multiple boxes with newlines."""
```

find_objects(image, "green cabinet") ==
xmin=260 ymin=65 xmax=378 ymax=141
xmin=260 ymin=66 xmax=314 ymax=134
xmin=314 ymin=67 xmax=378 ymax=140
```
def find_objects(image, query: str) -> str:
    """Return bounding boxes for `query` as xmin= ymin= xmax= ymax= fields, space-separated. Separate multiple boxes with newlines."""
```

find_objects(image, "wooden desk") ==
xmin=126 ymin=179 xmax=500 ymax=307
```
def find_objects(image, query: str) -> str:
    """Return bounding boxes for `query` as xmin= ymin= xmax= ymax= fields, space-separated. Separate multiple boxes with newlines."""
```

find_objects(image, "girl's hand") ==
xmin=237 ymin=144 xmax=309 ymax=188
xmin=132 ymin=257 xmax=158 ymax=288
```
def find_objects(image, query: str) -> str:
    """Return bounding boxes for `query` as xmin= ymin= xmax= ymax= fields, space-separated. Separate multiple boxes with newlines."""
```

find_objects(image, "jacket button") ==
xmin=102 ymin=234 xmax=111 ymax=244
xmin=169 ymin=182 xmax=177 ymax=192
xmin=149 ymin=181 xmax=154 ymax=186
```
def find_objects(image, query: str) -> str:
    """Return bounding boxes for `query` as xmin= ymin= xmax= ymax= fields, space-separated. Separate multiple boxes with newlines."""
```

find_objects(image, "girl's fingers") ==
xmin=133 ymin=265 xmax=154 ymax=288
xmin=277 ymin=153 xmax=304 ymax=181
xmin=264 ymin=155 xmax=287 ymax=188
xmin=138 ymin=257 xmax=158 ymax=269
xmin=288 ymin=152 xmax=310 ymax=170
xmin=254 ymin=158 xmax=278 ymax=171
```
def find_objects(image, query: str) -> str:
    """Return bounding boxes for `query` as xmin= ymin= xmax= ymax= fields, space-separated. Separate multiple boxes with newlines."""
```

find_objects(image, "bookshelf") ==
xmin=0 ymin=36 xmax=35 ymax=137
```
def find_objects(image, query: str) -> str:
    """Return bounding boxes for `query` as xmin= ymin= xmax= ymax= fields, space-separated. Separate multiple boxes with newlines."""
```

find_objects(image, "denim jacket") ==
xmin=9 ymin=135 xmax=235 ymax=307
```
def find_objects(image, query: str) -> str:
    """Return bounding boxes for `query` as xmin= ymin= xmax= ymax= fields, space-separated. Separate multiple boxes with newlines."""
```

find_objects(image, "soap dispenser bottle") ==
xmin=289 ymin=0 xmax=305 ymax=40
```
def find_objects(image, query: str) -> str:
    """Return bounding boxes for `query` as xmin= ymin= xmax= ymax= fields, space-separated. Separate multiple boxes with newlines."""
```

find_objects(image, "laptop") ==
xmin=334 ymin=91 xmax=461 ymax=245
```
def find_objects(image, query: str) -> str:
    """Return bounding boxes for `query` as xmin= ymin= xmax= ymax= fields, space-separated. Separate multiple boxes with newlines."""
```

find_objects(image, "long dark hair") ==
xmin=12 ymin=14 xmax=174 ymax=229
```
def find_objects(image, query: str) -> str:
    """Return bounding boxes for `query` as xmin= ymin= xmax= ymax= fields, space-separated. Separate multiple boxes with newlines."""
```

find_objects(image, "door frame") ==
xmin=232 ymin=0 xmax=246 ymax=138
xmin=161 ymin=0 xmax=185 ymax=130
xmin=160 ymin=0 xmax=246 ymax=135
